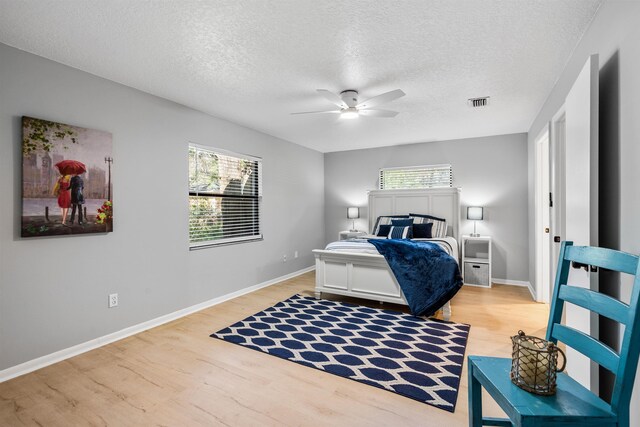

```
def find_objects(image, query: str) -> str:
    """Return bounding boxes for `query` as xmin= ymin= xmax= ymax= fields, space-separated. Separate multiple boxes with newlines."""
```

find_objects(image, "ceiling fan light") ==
xmin=341 ymin=108 xmax=359 ymax=119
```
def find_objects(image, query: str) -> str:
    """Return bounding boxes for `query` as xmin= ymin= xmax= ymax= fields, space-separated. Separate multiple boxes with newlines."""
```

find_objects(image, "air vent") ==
xmin=468 ymin=97 xmax=490 ymax=108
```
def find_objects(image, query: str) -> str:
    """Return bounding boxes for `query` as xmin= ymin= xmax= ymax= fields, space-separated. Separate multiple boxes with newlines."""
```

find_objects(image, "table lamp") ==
xmin=347 ymin=207 xmax=360 ymax=231
xmin=467 ymin=206 xmax=483 ymax=237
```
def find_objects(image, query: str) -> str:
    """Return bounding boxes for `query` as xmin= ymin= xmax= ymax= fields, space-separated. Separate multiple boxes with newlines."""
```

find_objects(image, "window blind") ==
xmin=189 ymin=144 xmax=262 ymax=248
xmin=379 ymin=164 xmax=453 ymax=190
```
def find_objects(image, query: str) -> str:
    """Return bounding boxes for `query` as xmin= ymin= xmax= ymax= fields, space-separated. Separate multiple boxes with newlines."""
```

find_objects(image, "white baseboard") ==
xmin=491 ymin=278 xmax=536 ymax=300
xmin=0 ymin=265 xmax=315 ymax=383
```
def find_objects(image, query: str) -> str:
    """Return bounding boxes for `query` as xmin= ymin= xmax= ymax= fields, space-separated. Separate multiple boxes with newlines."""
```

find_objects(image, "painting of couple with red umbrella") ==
xmin=21 ymin=116 xmax=113 ymax=237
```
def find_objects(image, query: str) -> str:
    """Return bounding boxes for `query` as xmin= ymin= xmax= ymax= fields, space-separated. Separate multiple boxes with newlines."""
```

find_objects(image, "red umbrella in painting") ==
xmin=55 ymin=159 xmax=86 ymax=175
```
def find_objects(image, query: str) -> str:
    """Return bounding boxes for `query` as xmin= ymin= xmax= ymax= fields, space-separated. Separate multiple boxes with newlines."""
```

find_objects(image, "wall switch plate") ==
xmin=294 ymin=251 xmax=298 ymax=258
xmin=109 ymin=293 xmax=118 ymax=308
xmin=283 ymin=254 xmax=287 ymax=262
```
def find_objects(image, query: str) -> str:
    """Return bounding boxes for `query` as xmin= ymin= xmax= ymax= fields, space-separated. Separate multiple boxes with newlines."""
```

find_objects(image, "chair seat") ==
xmin=469 ymin=356 xmax=617 ymax=425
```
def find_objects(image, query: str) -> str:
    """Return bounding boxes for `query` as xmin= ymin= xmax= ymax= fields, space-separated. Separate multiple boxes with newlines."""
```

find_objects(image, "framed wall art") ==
xmin=21 ymin=116 xmax=113 ymax=237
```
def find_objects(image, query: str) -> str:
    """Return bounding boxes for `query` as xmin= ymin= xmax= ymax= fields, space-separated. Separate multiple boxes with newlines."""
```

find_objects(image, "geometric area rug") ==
xmin=212 ymin=294 xmax=470 ymax=412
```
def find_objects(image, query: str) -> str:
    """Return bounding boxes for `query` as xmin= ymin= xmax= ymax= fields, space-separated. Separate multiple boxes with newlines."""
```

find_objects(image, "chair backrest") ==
xmin=546 ymin=241 xmax=640 ymax=416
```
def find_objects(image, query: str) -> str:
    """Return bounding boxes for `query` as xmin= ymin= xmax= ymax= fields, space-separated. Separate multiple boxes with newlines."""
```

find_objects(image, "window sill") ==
xmin=189 ymin=236 xmax=264 ymax=250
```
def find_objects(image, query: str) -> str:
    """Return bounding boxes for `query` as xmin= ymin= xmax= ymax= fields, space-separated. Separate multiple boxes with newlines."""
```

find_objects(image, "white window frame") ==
xmin=379 ymin=164 xmax=453 ymax=190
xmin=189 ymin=143 xmax=263 ymax=249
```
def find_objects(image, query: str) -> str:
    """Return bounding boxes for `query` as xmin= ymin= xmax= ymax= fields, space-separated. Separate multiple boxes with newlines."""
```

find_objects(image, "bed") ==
xmin=312 ymin=188 xmax=461 ymax=320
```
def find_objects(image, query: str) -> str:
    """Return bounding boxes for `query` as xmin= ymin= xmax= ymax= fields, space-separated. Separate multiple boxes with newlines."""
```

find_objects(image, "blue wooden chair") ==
xmin=467 ymin=241 xmax=640 ymax=426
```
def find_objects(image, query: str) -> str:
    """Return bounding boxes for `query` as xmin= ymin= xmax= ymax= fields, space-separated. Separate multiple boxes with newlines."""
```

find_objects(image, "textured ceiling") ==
xmin=0 ymin=0 xmax=601 ymax=152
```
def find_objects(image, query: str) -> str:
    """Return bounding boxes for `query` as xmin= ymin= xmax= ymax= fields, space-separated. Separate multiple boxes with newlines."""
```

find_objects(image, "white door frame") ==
xmin=534 ymin=126 xmax=551 ymax=303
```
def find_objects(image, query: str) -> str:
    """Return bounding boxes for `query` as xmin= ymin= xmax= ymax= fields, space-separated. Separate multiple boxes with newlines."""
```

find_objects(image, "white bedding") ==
xmin=325 ymin=236 xmax=459 ymax=261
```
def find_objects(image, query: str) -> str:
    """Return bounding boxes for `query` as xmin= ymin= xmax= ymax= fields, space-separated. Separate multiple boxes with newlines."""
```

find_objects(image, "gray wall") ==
xmin=526 ymin=1 xmax=640 ymax=421
xmin=0 ymin=43 xmax=325 ymax=370
xmin=324 ymin=133 xmax=529 ymax=282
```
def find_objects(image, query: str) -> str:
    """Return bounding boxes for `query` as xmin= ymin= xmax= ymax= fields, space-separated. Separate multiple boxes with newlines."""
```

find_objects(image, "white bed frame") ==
xmin=313 ymin=188 xmax=461 ymax=320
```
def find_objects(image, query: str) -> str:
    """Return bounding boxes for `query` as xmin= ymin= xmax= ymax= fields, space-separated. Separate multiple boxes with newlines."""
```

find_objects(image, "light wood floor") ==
xmin=0 ymin=272 xmax=548 ymax=426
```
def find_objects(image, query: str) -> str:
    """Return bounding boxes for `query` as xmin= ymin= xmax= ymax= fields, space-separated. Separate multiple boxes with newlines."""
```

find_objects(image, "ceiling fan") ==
xmin=292 ymin=88 xmax=405 ymax=119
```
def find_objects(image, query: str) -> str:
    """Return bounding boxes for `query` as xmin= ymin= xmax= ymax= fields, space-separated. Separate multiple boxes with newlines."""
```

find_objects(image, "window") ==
xmin=379 ymin=164 xmax=453 ymax=190
xmin=189 ymin=144 xmax=262 ymax=248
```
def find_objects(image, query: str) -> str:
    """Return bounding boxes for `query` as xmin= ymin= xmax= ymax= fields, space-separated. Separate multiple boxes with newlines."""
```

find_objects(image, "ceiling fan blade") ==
xmin=291 ymin=110 xmax=340 ymax=115
xmin=358 ymin=109 xmax=399 ymax=118
xmin=317 ymin=89 xmax=348 ymax=108
xmin=356 ymin=89 xmax=405 ymax=109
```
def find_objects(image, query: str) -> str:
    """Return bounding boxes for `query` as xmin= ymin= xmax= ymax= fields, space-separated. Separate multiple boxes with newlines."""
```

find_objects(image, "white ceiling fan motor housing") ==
xmin=340 ymin=90 xmax=359 ymax=108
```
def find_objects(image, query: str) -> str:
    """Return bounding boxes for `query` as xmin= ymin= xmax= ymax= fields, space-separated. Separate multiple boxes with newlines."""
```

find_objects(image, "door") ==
xmin=550 ymin=111 xmax=566 ymax=291
xmin=561 ymin=54 xmax=599 ymax=392
xmin=535 ymin=128 xmax=551 ymax=302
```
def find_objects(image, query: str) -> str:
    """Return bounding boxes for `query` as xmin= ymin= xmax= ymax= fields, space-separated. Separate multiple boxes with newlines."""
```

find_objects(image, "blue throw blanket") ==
xmin=368 ymin=239 xmax=463 ymax=317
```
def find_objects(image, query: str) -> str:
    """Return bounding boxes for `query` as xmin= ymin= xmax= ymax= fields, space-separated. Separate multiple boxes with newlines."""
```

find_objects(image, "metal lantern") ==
xmin=510 ymin=330 xmax=566 ymax=395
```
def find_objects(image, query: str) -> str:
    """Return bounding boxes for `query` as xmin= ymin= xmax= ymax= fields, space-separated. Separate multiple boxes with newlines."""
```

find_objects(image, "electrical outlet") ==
xmin=283 ymin=254 xmax=287 ymax=262
xmin=294 ymin=251 xmax=298 ymax=259
xmin=109 ymin=293 xmax=118 ymax=308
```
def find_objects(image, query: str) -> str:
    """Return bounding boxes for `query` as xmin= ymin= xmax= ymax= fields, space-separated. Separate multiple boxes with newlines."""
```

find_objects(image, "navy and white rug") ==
xmin=212 ymin=294 xmax=470 ymax=412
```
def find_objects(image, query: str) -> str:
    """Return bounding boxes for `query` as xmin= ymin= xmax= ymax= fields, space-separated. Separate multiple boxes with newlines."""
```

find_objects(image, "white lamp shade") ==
xmin=467 ymin=206 xmax=484 ymax=220
xmin=347 ymin=207 xmax=360 ymax=219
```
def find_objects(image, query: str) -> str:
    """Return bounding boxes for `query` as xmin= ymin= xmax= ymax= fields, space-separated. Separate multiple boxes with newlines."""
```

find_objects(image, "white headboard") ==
xmin=367 ymin=188 xmax=461 ymax=240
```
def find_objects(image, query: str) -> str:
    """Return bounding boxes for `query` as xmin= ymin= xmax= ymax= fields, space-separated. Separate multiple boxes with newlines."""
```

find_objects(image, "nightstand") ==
xmin=461 ymin=235 xmax=492 ymax=288
xmin=339 ymin=230 xmax=367 ymax=240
